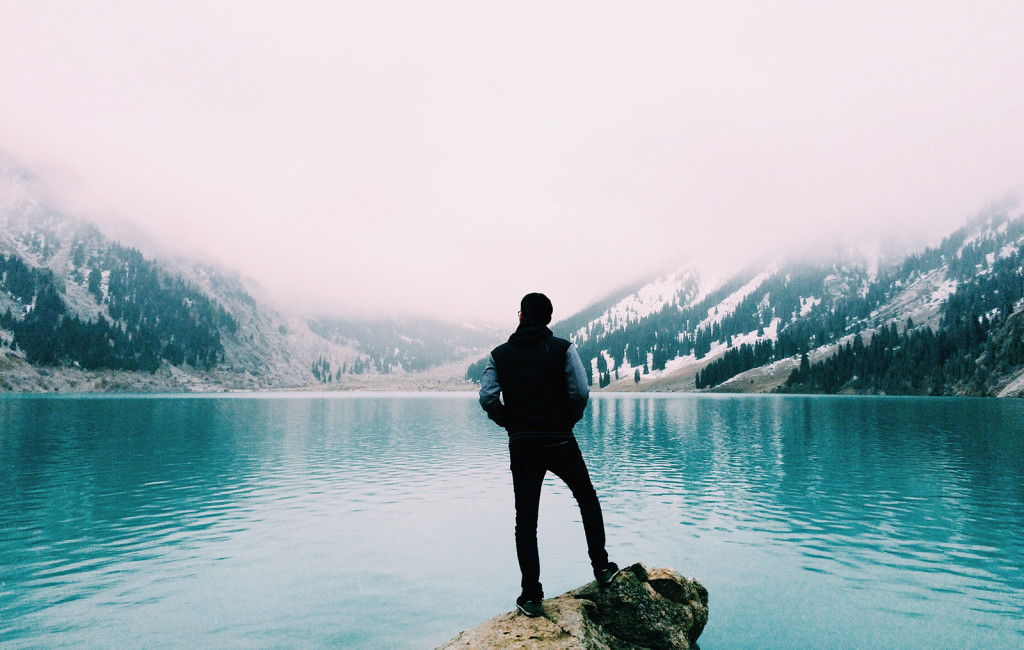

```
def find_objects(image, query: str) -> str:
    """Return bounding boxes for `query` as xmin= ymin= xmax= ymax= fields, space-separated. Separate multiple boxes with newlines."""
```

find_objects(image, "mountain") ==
xmin=527 ymin=207 xmax=1024 ymax=397
xmin=6 ymin=151 xmax=1022 ymax=397
xmin=308 ymin=316 xmax=501 ymax=378
xmin=0 ymin=157 xmax=498 ymax=392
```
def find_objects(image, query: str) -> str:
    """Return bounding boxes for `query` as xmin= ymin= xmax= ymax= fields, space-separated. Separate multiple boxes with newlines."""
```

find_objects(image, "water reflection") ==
xmin=1 ymin=394 xmax=1022 ymax=648
xmin=579 ymin=395 xmax=1024 ymax=646
xmin=0 ymin=394 xmax=510 ymax=647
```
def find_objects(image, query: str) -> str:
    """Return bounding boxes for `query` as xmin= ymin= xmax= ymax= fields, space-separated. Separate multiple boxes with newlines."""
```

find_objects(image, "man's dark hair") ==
xmin=520 ymin=293 xmax=553 ymax=325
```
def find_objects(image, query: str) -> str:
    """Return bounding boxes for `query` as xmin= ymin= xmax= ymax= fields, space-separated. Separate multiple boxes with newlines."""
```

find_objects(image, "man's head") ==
xmin=519 ymin=292 xmax=553 ymax=326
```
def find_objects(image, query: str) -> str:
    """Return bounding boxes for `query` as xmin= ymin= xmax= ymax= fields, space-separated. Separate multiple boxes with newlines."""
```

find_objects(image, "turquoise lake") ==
xmin=1 ymin=393 xmax=1022 ymax=648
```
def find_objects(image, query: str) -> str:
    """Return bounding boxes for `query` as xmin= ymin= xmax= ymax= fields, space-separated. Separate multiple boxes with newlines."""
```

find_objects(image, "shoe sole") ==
xmin=516 ymin=603 xmax=543 ymax=617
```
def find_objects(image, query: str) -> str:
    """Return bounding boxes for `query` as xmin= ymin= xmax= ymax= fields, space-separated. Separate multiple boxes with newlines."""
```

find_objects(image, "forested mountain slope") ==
xmin=0 ymin=163 xmax=338 ymax=390
xmin=468 ymin=209 xmax=1024 ymax=398
xmin=6 ymin=154 xmax=1021 ymax=397
xmin=0 ymin=160 xmax=492 ymax=392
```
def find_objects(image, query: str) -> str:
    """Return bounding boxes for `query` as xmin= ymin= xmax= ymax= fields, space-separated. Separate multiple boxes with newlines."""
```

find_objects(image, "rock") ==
xmin=438 ymin=563 xmax=708 ymax=649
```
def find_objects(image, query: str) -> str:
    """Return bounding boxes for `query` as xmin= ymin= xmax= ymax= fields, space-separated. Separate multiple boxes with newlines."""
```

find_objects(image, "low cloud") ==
xmin=2 ymin=2 xmax=1022 ymax=324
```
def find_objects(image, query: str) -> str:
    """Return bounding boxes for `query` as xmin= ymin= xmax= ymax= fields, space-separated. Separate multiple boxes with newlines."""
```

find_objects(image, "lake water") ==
xmin=1 ymin=393 xmax=1022 ymax=648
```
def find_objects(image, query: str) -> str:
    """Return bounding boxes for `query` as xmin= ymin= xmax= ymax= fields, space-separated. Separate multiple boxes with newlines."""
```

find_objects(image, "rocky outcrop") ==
xmin=438 ymin=563 xmax=708 ymax=649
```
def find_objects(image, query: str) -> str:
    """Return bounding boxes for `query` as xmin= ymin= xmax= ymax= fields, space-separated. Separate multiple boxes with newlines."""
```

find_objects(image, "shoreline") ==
xmin=3 ymin=356 xmax=1022 ymax=398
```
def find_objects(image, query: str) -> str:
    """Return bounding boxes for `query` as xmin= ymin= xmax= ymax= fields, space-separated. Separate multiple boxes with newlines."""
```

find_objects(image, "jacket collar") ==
xmin=508 ymin=322 xmax=553 ymax=345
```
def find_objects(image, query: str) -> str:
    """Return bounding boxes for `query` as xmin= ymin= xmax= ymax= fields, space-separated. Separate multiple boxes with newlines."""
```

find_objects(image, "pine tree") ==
xmin=87 ymin=268 xmax=103 ymax=300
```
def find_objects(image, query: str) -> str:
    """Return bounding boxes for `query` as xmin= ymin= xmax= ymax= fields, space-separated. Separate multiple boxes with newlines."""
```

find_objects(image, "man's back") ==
xmin=490 ymin=326 xmax=572 ymax=434
xmin=479 ymin=319 xmax=589 ymax=440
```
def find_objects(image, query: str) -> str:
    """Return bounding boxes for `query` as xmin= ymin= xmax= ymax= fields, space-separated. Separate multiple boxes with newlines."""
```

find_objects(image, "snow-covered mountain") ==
xmin=0 ymin=157 xmax=499 ymax=392
xmin=549 ymin=209 xmax=1024 ymax=397
xmin=5 ymin=151 xmax=1022 ymax=397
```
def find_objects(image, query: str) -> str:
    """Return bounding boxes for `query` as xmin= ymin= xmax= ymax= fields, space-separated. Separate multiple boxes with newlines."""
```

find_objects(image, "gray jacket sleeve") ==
xmin=478 ymin=354 xmax=506 ymax=427
xmin=565 ymin=343 xmax=590 ymax=424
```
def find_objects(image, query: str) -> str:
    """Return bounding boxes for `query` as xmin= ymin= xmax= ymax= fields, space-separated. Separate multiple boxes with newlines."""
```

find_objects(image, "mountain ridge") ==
xmin=0 ymin=157 xmax=496 ymax=392
xmin=3 ymin=154 xmax=1022 ymax=396
xmin=543 ymin=209 xmax=1024 ymax=397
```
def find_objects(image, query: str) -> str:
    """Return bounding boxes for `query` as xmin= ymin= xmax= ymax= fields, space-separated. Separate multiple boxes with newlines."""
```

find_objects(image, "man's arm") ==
xmin=565 ymin=343 xmax=590 ymax=424
xmin=478 ymin=354 xmax=506 ymax=427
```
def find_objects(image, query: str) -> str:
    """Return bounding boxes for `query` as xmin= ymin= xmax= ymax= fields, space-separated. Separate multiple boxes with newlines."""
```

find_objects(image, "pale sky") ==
xmin=2 ymin=1 xmax=1022 ymax=325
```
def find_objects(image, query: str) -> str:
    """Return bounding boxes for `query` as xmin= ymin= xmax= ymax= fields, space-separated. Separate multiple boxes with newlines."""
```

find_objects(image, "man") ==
xmin=479 ymin=292 xmax=618 ymax=618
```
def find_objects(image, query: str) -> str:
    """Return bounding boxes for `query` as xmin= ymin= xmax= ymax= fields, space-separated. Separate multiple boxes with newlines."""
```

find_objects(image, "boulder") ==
xmin=438 ymin=563 xmax=708 ymax=649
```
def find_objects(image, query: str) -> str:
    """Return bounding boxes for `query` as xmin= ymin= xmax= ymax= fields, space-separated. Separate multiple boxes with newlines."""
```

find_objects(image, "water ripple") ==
xmin=2 ymin=394 xmax=1023 ymax=648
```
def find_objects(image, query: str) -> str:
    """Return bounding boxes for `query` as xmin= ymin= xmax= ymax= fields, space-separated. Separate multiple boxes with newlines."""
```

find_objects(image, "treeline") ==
xmin=463 ymin=214 xmax=1024 ymax=390
xmin=310 ymin=354 xmax=376 ymax=382
xmin=695 ymin=339 xmax=774 ymax=389
xmin=552 ymin=278 xmax=654 ymax=341
xmin=564 ymin=274 xmax=749 ymax=376
xmin=99 ymin=244 xmax=235 ymax=367
xmin=574 ymin=263 xmax=888 ymax=389
xmin=465 ymin=262 xmax=898 ymax=388
xmin=899 ymin=213 xmax=1024 ymax=283
xmin=698 ymin=217 xmax=1024 ymax=391
xmin=613 ymin=216 xmax=1024 ymax=391
xmin=2 ymin=280 xmax=155 ymax=369
xmin=465 ymin=357 xmax=487 ymax=383
xmin=1 ymin=245 xmax=235 ymax=371
xmin=781 ymin=244 xmax=1024 ymax=395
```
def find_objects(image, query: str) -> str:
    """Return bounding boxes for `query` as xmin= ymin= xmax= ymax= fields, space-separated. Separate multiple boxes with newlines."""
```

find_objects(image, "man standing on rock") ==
xmin=479 ymin=292 xmax=618 ymax=617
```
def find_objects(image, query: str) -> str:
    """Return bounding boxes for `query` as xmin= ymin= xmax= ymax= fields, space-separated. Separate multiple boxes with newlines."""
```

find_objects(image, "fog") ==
xmin=2 ymin=2 xmax=1022 ymax=325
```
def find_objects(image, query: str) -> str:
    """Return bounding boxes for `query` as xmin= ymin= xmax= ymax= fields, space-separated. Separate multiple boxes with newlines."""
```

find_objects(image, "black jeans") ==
xmin=509 ymin=436 xmax=609 ymax=599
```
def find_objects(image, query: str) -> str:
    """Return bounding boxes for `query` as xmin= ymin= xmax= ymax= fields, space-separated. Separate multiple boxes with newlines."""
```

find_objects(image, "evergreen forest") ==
xmin=0 ymin=243 xmax=235 ymax=371
xmin=467 ymin=212 xmax=1024 ymax=397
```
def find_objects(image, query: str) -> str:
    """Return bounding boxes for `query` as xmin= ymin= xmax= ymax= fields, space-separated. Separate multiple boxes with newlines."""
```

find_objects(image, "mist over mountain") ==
xmin=0 ymin=157 xmax=500 ymax=392
xmin=509 ymin=208 xmax=1024 ymax=398
xmin=3 ymin=151 xmax=1023 ymax=396
xmin=306 ymin=316 xmax=503 ymax=380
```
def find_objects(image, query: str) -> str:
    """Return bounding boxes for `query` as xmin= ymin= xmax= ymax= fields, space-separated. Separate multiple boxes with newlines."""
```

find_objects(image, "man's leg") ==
xmin=547 ymin=439 xmax=610 ymax=572
xmin=509 ymin=442 xmax=547 ymax=600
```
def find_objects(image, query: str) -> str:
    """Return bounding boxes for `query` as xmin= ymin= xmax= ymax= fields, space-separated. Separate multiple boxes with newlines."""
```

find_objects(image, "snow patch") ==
xmin=698 ymin=265 xmax=776 ymax=329
xmin=800 ymin=296 xmax=821 ymax=316
xmin=930 ymin=278 xmax=958 ymax=304
xmin=573 ymin=266 xmax=723 ymax=342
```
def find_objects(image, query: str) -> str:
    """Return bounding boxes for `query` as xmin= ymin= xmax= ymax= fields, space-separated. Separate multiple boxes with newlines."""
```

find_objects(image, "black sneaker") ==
xmin=516 ymin=594 xmax=544 ymax=617
xmin=595 ymin=562 xmax=620 ymax=586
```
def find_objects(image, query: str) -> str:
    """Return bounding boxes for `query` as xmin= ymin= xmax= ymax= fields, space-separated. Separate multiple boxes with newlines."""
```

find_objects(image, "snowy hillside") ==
xmin=0 ymin=157 xmax=497 ymax=392
xmin=5 ymin=150 xmax=1022 ymax=396
xmin=551 ymin=209 xmax=1024 ymax=397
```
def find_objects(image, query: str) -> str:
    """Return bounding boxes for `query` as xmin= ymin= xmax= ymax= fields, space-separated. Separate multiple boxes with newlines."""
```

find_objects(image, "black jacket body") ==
xmin=481 ymin=323 xmax=589 ymax=440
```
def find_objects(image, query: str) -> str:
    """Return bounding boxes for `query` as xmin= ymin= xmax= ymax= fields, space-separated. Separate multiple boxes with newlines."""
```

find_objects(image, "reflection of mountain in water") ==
xmin=579 ymin=395 xmax=1024 ymax=608
xmin=2 ymin=394 xmax=1022 ymax=647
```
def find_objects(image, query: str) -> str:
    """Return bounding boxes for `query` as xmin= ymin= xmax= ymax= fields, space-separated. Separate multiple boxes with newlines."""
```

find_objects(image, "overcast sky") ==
xmin=2 ymin=2 xmax=1023 ymax=325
